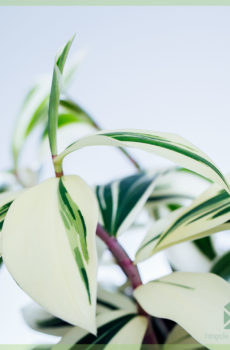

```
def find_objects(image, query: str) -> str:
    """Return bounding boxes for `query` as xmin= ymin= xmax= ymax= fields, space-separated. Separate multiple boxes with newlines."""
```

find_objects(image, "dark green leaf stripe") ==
xmin=148 ymin=194 xmax=194 ymax=203
xmin=96 ymin=171 xmax=158 ymax=236
xmin=37 ymin=317 xmax=69 ymax=329
xmin=0 ymin=201 xmax=14 ymax=229
xmin=152 ymin=280 xmax=195 ymax=290
xmin=97 ymin=298 xmax=119 ymax=311
xmin=58 ymin=178 xmax=91 ymax=303
xmin=71 ymin=314 xmax=136 ymax=347
xmin=211 ymin=251 xmax=230 ymax=282
xmin=102 ymin=131 xmax=229 ymax=189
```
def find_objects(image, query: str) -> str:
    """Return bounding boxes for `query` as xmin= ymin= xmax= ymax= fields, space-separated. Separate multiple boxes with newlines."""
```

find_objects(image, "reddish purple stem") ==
xmin=96 ymin=223 xmax=158 ymax=345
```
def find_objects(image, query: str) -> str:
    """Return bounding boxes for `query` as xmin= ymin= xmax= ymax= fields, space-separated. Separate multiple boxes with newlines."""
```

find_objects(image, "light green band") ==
xmin=2 ymin=0 xmax=230 ymax=5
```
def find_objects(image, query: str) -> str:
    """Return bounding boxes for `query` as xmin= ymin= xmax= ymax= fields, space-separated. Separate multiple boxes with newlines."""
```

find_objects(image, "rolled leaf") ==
xmin=55 ymin=129 xmax=230 ymax=193
xmin=48 ymin=36 xmax=75 ymax=155
xmin=136 ymin=182 xmax=230 ymax=262
xmin=96 ymin=171 xmax=160 ymax=237
xmin=134 ymin=272 xmax=230 ymax=350
xmin=1 ymin=175 xmax=98 ymax=333
xmin=54 ymin=310 xmax=147 ymax=349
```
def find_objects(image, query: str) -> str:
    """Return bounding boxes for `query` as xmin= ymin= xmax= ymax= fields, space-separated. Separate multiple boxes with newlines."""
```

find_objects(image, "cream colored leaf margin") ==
xmin=134 ymin=272 xmax=230 ymax=350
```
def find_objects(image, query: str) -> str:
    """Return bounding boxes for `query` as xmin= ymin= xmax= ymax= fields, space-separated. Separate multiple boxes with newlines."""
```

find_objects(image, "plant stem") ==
xmin=52 ymin=155 xmax=63 ymax=178
xmin=96 ymin=223 xmax=157 ymax=344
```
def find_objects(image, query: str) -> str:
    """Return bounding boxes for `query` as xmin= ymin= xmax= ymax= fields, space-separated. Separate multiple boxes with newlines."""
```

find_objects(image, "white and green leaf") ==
xmin=53 ymin=310 xmax=148 ymax=349
xmin=55 ymin=129 xmax=230 ymax=193
xmin=136 ymin=182 xmax=230 ymax=262
xmin=96 ymin=171 xmax=160 ymax=237
xmin=134 ymin=272 xmax=230 ymax=350
xmin=1 ymin=175 xmax=98 ymax=333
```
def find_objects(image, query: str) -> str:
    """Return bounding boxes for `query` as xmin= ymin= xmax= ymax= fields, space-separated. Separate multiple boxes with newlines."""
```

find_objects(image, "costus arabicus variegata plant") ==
xmin=1 ymin=36 xmax=230 ymax=350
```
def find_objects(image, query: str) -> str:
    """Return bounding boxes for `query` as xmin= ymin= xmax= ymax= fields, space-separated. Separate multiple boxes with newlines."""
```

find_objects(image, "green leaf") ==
xmin=136 ymin=181 xmax=230 ymax=263
xmin=96 ymin=170 xmax=160 ymax=237
xmin=210 ymin=251 xmax=230 ymax=282
xmin=134 ymin=272 xmax=230 ymax=350
xmin=1 ymin=175 xmax=98 ymax=333
xmin=42 ymin=99 xmax=95 ymax=139
xmin=55 ymin=129 xmax=230 ymax=193
xmin=55 ymin=310 xmax=148 ymax=348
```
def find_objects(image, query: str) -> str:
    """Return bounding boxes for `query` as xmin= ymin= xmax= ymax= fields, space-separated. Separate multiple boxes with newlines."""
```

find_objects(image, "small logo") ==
xmin=224 ymin=303 xmax=230 ymax=329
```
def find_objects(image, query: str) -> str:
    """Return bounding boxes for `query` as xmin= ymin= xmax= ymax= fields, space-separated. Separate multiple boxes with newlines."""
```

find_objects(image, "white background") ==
xmin=1 ymin=5 xmax=230 ymax=344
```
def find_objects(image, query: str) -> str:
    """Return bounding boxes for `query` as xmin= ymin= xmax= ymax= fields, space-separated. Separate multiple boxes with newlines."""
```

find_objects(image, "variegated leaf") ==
xmin=1 ymin=175 xmax=98 ymax=333
xmin=55 ymin=129 xmax=230 ymax=193
xmin=53 ymin=310 xmax=148 ymax=349
xmin=96 ymin=171 xmax=160 ymax=237
xmin=136 ymin=182 xmax=230 ymax=263
xmin=134 ymin=272 xmax=230 ymax=350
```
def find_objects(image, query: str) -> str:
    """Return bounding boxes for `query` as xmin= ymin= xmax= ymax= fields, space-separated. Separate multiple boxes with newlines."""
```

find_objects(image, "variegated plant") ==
xmin=1 ymin=36 xmax=230 ymax=350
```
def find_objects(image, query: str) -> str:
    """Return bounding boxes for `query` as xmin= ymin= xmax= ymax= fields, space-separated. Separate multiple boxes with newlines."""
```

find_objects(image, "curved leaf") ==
xmin=55 ymin=129 xmax=230 ymax=193
xmin=134 ymin=272 xmax=230 ymax=350
xmin=136 ymin=182 xmax=230 ymax=262
xmin=1 ymin=175 xmax=98 ymax=333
